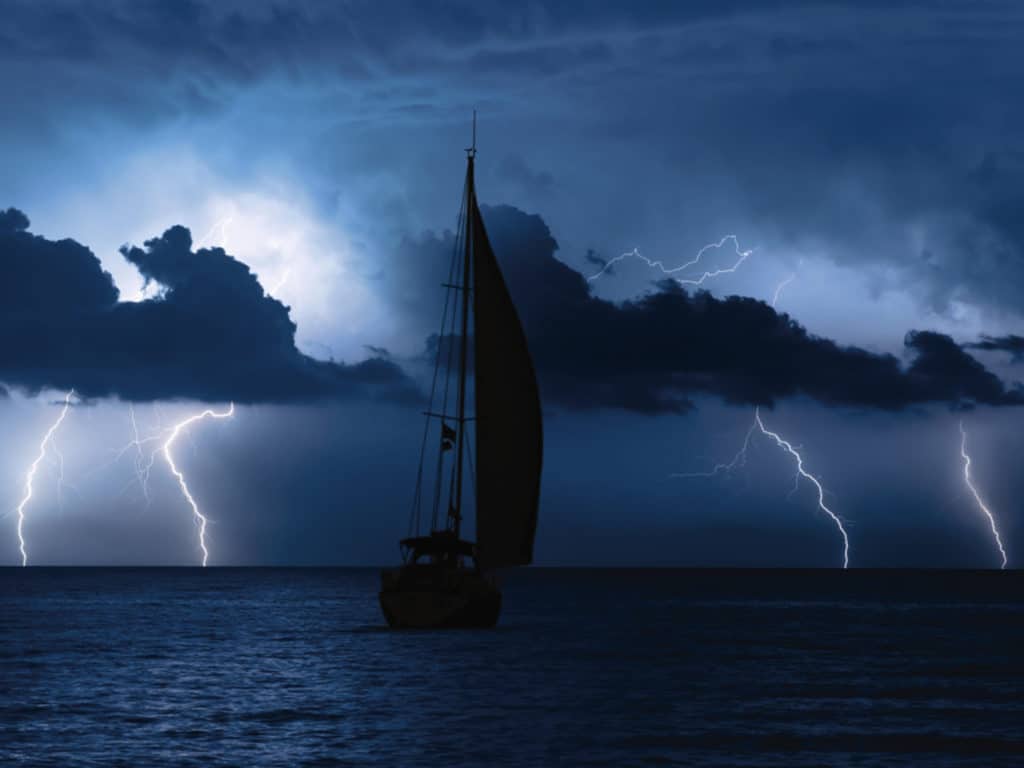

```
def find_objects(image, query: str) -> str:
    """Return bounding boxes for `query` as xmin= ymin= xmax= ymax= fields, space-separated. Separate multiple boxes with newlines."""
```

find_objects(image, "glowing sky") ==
xmin=1 ymin=1 xmax=1022 ymax=565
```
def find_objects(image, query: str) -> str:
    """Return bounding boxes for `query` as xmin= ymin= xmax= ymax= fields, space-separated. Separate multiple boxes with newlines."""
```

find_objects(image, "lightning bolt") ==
xmin=958 ymin=421 xmax=1008 ymax=569
xmin=162 ymin=403 xmax=235 ymax=566
xmin=49 ymin=439 xmax=78 ymax=514
xmin=14 ymin=390 xmax=74 ymax=566
xmin=770 ymin=260 xmax=803 ymax=310
xmin=266 ymin=268 xmax=291 ymax=297
xmin=124 ymin=405 xmax=163 ymax=505
xmin=587 ymin=235 xmax=755 ymax=286
xmin=674 ymin=265 xmax=848 ymax=566
xmin=771 ymin=271 xmax=796 ymax=307
xmin=671 ymin=421 xmax=756 ymax=479
xmin=87 ymin=406 xmax=165 ymax=504
xmin=674 ymin=407 xmax=849 ymax=567
xmin=754 ymin=408 xmax=849 ymax=569
xmin=195 ymin=216 xmax=234 ymax=250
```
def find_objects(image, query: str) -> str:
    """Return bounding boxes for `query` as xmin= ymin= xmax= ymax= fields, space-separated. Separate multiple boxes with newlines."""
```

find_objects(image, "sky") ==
xmin=2 ymin=0 xmax=1023 ymax=566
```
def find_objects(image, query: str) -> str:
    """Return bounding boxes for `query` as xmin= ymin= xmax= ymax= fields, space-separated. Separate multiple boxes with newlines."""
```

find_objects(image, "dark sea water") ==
xmin=1 ymin=568 xmax=1022 ymax=767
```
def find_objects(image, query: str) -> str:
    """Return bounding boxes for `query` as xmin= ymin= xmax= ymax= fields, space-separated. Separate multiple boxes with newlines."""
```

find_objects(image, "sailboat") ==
xmin=379 ymin=119 xmax=543 ymax=629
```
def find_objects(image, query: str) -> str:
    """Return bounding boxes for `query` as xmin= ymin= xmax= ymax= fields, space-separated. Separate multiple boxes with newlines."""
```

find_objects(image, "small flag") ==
xmin=441 ymin=422 xmax=457 ymax=451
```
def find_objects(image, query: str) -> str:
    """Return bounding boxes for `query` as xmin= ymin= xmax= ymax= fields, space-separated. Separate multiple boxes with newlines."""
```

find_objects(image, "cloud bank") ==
xmin=0 ymin=208 xmax=415 ymax=403
xmin=419 ymin=205 xmax=1024 ymax=413
xmin=3 ymin=203 xmax=1020 ymax=413
xmin=966 ymin=334 xmax=1024 ymax=363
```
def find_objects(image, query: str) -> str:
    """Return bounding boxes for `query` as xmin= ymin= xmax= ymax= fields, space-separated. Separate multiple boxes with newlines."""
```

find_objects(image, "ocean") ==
xmin=2 ymin=568 xmax=1021 ymax=767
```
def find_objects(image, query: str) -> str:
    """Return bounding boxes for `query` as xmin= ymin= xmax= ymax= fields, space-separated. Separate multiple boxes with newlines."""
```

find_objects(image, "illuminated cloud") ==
xmin=460 ymin=206 xmax=1024 ymax=413
xmin=966 ymin=334 xmax=1024 ymax=363
xmin=0 ymin=209 xmax=415 ymax=404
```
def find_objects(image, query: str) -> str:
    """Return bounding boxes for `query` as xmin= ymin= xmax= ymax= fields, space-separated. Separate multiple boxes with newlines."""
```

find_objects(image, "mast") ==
xmin=451 ymin=112 xmax=476 ymax=540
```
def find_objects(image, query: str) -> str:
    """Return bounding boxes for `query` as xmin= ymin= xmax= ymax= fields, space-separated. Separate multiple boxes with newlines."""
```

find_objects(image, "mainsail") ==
xmin=469 ymin=159 xmax=543 ymax=568
xmin=382 ymin=130 xmax=541 ymax=630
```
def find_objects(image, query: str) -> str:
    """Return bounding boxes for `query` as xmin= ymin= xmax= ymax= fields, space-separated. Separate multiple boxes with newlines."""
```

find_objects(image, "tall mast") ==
xmin=452 ymin=112 xmax=476 ymax=540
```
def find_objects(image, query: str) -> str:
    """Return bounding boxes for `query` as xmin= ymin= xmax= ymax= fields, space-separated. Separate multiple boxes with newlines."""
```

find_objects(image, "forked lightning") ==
xmin=162 ymin=404 xmax=235 ymax=566
xmin=587 ymin=235 xmax=754 ymax=286
xmin=14 ymin=390 xmax=74 ymax=566
xmin=959 ymin=421 xmax=1008 ymax=569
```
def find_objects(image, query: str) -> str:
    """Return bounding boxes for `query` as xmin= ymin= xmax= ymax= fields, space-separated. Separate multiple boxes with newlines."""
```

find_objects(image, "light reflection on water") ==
xmin=1 ymin=568 xmax=1022 ymax=767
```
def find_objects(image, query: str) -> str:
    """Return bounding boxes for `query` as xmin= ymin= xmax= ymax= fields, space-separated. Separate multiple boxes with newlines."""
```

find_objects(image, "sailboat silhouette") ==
xmin=379 ymin=116 xmax=543 ymax=628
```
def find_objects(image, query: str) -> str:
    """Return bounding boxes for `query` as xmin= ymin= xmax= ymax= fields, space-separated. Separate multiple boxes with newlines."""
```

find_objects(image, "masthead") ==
xmin=466 ymin=110 xmax=477 ymax=158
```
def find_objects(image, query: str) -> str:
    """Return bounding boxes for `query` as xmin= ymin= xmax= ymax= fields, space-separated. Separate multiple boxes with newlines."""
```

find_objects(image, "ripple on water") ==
xmin=2 ymin=567 xmax=1023 ymax=767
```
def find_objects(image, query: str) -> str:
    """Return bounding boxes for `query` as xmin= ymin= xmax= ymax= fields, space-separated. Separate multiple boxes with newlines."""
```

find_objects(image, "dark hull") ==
xmin=379 ymin=565 xmax=501 ymax=629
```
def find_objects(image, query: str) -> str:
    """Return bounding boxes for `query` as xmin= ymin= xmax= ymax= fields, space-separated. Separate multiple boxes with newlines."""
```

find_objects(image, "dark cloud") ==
xmin=3 ymin=2 xmax=1024 ymax=569
xmin=967 ymin=334 xmax=1024 ymax=363
xmin=466 ymin=205 xmax=1023 ymax=413
xmin=0 ymin=209 xmax=415 ymax=403
xmin=6 ymin=0 xmax=1024 ymax=330
xmin=7 ymin=198 xmax=1016 ymax=413
xmin=902 ymin=331 xmax=1020 ymax=406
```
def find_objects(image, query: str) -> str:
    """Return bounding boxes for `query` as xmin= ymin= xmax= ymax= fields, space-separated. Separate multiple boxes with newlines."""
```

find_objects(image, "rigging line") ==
xmin=432 ymin=186 xmax=469 ymax=531
xmin=433 ymin=234 xmax=463 ymax=530
xmin=439 ymin=199 xmax=466 ymax=419
xmin=430 ymin=307 xmax=458 ymax=532
xmin=452 ymin=161 xmax=474 ymax=540
xmin=411 ymin=184 xmax=467 ymax=538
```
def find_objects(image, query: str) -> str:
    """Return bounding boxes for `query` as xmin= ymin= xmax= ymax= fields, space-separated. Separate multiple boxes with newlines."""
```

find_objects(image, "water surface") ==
xmin=2 ymin=568 xmax=1021 ymax=766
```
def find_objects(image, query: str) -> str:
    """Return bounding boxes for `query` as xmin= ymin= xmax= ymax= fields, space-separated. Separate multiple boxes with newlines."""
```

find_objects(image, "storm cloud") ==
xmin=426 ymin=206 xmax=1024 ymax=413
xmin=966 ymin=334 xmax=1024 ymax=363
xmin=4 ymin=203 xmax=1019 ymax=412
xmin=3 ymin=2 xmax=1024 ymax=567
xmin=0 ymin=208 xmax=414 ymax=403
xmin=6 ymin=1 xmax=1024 ymax=331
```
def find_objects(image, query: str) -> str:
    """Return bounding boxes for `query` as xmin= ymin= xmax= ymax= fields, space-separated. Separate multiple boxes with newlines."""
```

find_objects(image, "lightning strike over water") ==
xmin=162 ymin=403 xmax=235 ymax=567
xmin=674 ymin=265 xmax=849 ymax=565
xmin=124 ymin=405 xmax=162 ymax=505
xmin=49 ymin=439 xmax=77 ymax=514
xmin=87 ymin=413 xmax=167 ymax=503
xmin=671 ymin=421 xmax=756 ymax=479
xmin=674 ymin=405 xmax=850 ymax=566
xmin=14 ymin=391 xmax=74 ymax=566
xmin=129 ymin=406 xmax=148 ymax=499
xmin=754 ymin=408 xmax=849 ymax=569
xmin=587 ymin=235 xmax=755 ymax=286
xmin=958 ymin=421 xmax=1008 ymax=569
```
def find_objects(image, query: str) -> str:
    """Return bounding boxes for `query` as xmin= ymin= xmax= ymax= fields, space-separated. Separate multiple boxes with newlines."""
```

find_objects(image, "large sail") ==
xmin=471 ymin=173 xmax=543 ymax=569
